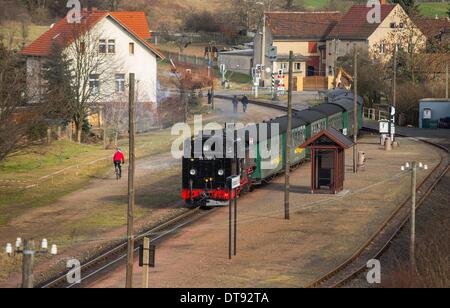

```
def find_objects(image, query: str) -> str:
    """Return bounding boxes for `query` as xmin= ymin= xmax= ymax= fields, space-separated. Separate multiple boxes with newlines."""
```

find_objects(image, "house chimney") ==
xmin=380 ymin=0 xmax=386 ymax=4
xmin=91 ymin=7 xmax=98 ymax=12
xmin=82 ymin=8 xmax=88 ymax=13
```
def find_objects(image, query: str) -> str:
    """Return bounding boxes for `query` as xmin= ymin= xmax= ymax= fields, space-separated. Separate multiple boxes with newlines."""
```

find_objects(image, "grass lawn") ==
xmin=419 ymin=3 xmax=449 ymax=17
xmin=302 ymin=0 xmax=328 ymax=9
xmin=0 ymin=129 xmax=176 ymax=226
xmin=0 ymin=22 xmax=47 ymax=49
xmin=53 ymin=166 xmax=182 ymax=250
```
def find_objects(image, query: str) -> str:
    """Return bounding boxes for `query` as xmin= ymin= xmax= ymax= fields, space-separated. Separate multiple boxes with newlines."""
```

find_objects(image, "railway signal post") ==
xmin=234 ymin=129 xmax=239 ymax=256
xmin=139 ymin=237 xmax=155 ymax=288
xmin=126 ymin=73 xmax=136 ymax=288
xmin=228 ymin=174 xmax=240 ymax=260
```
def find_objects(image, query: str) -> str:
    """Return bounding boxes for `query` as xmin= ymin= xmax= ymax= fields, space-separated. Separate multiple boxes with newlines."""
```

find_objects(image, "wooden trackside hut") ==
xmin=300 ymin=128 xmax=354 ymax=194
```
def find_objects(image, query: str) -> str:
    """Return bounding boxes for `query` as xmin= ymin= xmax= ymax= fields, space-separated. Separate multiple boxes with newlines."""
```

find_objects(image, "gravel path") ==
xmin=0 ymin=99 xmax=284 ymax=287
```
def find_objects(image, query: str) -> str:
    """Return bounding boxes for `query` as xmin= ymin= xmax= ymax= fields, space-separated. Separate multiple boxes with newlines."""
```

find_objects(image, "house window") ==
xmin=129 ymin=42 xmax=135 ymax=55
xmin=89 ymin=74 xmax=100 ymax=94
xmin=390 ymin=22 xmax=397 ymax=29
xmin=80 ymin=42 xmax=86 ymax=54
xmin=329 ymin=66 xmax=333 ymax=76
xmin=115 ymin=74 xmax=125 ymax=93
xmin=379 ymin=43 xmax=386 ymax=54
xmin=295 ymin=63 xmax=302 ymax=71
xmin=108 ymin=39 xmax=116 ymax=54
xmin=280 ymin=63 xmax=287 ymax=71
xmin=99 ymin=39 xmax=106 ymax=53
xmin=308 ymin=42 xmax=318 ymax=54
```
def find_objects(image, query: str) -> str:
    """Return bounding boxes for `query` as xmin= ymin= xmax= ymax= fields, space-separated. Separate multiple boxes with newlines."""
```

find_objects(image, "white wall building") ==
xmin=21 ymin=10 xmax=164 ymax=126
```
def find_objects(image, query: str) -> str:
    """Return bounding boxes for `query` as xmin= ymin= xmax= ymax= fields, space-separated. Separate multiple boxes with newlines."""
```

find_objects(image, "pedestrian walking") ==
xmin=207 ymin=89 xmax=212 ymax=105
xmin=232 ymin=95 xmax=238 ymax=114
xmin=241 ymin=95 xmax=249 ymax=113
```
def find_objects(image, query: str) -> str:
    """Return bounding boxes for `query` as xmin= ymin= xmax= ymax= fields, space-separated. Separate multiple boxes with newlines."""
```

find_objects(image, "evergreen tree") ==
xmin=391 ymin=0 xmax=420 ymax=16
xmin=42 ymin=43 xmax=76 ymax=123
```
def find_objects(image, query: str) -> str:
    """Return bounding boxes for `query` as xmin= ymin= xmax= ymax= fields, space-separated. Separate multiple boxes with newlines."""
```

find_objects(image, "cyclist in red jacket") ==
xmin=113 ymin=148 xmax=125 ymax=179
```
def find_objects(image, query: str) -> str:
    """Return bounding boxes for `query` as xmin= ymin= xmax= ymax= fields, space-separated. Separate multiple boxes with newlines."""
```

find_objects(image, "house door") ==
xmin=315 ymin=149 xmax=335 ymax=190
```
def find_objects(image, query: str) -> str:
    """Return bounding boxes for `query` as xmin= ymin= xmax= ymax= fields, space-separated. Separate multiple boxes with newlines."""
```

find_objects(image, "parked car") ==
xmin=438 ymin=117 xmax=450 ymax=129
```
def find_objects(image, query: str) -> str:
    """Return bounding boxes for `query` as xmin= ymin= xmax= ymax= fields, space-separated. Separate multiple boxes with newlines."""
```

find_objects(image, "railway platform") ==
xmin=89 ymin=133 xmax=444 ymax=288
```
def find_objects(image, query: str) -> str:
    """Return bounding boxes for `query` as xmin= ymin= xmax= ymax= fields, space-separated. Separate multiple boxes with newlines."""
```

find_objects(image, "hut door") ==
xmin=315 ymin=149 xmax=335 ymax=190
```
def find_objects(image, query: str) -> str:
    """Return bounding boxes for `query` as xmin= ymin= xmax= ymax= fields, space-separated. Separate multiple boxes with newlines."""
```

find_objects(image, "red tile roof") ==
xmin=20 ymin=11 xmax=164 ymax=59
xmin=111 ymin=12 xmax=152 ymax=40
xmin=266 ymin=11 xmax=342 ymax=41
xmin=414 ymin=17 xmax=450 ymax=40
xmin=328 ymin=4 xmax=397 ymax=40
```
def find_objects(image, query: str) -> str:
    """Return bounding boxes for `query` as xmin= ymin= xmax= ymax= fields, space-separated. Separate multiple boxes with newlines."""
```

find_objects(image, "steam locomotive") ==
xmin=182 ymin=89 xmax=363 ymax=208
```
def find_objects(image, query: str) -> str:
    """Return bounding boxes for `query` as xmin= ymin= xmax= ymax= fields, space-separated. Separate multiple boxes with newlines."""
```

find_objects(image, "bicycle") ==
xmin=114 ymin=162 xmax=122 ymax=181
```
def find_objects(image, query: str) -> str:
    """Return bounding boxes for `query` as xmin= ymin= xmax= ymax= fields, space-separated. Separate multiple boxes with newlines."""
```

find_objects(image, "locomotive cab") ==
xmin=182 ymin=129 xmax=255 ymax=208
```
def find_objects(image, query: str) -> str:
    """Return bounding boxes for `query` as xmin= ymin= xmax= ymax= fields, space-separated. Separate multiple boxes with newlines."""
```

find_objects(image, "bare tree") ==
xmin=372 ymin=14 xmax=426 ymax=84
xmin=0 ymin=42 xmax=42 ymax=161
xmin=59 ymin=23 xmax=121 ymax=143
xmin=101 ymin=96 xmax=128 ymax=147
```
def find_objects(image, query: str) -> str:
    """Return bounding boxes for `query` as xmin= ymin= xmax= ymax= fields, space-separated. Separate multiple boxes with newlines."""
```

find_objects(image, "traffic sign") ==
xmin=379 ymin=120 xmax=389 ymax=134
xmin=228 ymin=176 xmax=241 ymax=190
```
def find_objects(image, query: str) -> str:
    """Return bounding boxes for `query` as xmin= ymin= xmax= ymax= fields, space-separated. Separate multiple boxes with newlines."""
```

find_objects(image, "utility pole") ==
xmin=126 ymin=73 xmax=136 ymax=288
xmin=410 ymin=161 xmax=417 ymax=272
xmin=401 ymin=161 xmax=427 ymax=272
xmin=4 ymin=238 xmax=57 ymax=288
xmin=353 ymin=48 xmax=358 ymax=174
xmin=333 ymin=39 xmax=338 ymax=88
xmin=22 ymin=239 xmax=35 ymax=289
xmin=393 ymin=45 xmax=397 ymax=110
xmin=207 ymin=42 xmax=212 ymax=78
xmin=284 ymin=51 xmax=294 ymax=220
xmin=261 ymin=13 xmax=266 ymax=81
xmin=446 ymin=62 xmax=448 ymax=99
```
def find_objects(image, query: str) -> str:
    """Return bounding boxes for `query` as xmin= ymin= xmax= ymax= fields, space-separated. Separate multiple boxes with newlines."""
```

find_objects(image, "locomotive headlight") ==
xmin=218 ymin=169 xmax=225 ymax=176
xmin=190 ymin=169 xmax=197 ymax=176
xmin=203 ymin=145 xmax=210 ymax=152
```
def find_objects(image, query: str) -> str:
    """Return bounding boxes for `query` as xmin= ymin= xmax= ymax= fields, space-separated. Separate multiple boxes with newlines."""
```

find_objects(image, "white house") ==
xmin=20 ymin=9 xmax=164 ymax=128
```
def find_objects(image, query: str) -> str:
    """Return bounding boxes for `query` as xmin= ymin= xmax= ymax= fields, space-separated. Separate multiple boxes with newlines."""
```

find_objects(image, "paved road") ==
xmin=215 ymin=89 xmax=319 ymax=110
xmin=363 ymin=123 xmax=450 ymax=151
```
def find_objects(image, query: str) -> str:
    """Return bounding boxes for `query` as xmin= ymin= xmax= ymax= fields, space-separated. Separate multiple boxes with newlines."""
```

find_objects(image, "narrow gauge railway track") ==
xmin=220 ymin=94 xmax=450 ymax=288
xmin=39 ymin=96 xmax=449 ymax=288
xmin=37 ymin=97 xmax=282 ymax=289
xmin=307 ymin=137 xmax=450 ymax=288
xmin=39 ymin=208 xmax=214 ymax=288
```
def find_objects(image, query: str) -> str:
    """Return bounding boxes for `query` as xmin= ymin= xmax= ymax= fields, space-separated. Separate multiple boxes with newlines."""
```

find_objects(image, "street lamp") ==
xmin=4 ymin=238 xmax=58 ymax=288
xmin=401 ymin=161 xmax=428 ymax=271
